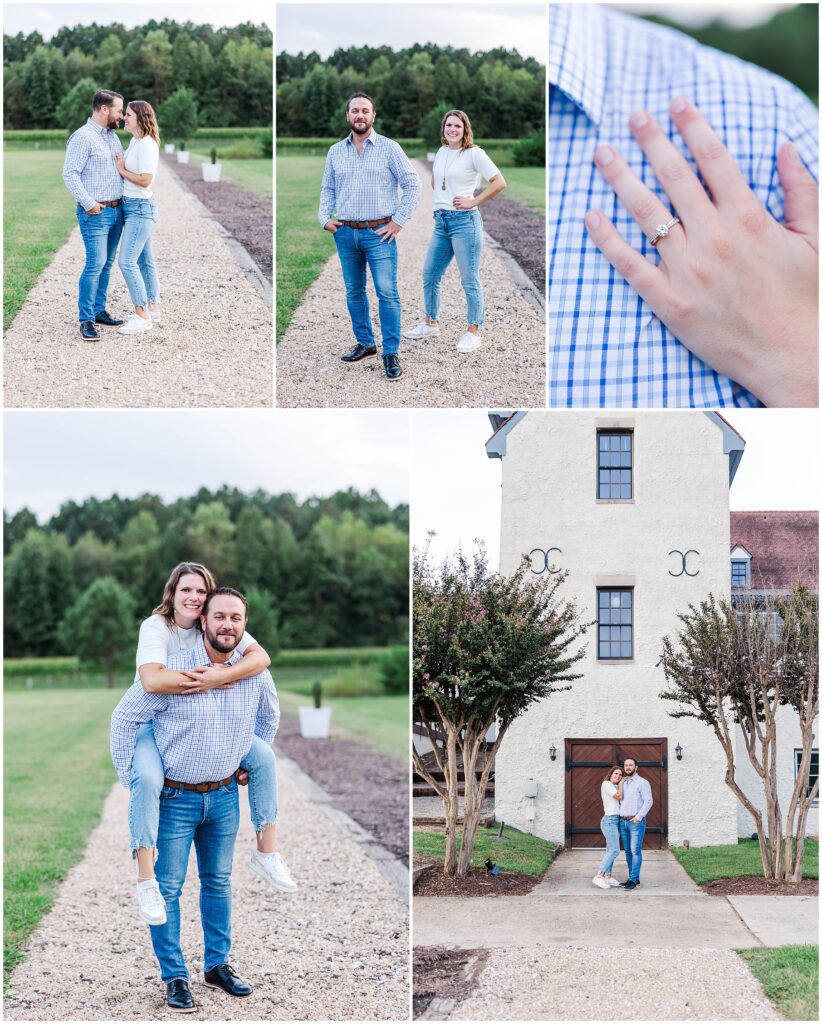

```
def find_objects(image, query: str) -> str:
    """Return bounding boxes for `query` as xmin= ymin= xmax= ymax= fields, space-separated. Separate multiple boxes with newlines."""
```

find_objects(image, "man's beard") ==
xmin=205 ymin=626 xmax=241 ymax=653
xmin=108 ymin=115 xmax=121 ymax=129
xmin=349 ymin=119 xmax=372 ymax=136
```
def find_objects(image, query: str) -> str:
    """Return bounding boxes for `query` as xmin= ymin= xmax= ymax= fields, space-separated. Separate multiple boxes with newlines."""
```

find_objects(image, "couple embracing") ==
xmin=62 ymin=90 xmax=161 ymax=341
xmin=593 ymin=757 xmax=653 ymax=891
xmin=110 ymin=563 xmax=297 ymax=1013
xmin=319 ymin=93 xmax=507 ymax=380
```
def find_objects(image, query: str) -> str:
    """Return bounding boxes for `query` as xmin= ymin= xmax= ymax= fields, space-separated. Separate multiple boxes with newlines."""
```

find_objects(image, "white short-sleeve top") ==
xmin=135 ymin=613 xmax=257 ymax=670
xmin=601 ymin=780 xmax=621 ymax=815
xmin=432 ymin=145 xmax=501 ymax=212
xmin=123 ymin=136 xmax=159 ymax=199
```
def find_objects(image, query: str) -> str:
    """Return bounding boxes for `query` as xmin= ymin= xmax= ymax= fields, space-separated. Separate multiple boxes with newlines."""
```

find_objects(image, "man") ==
xmin=111 ymin=588 xmax=279 ymax=1013
xmin=62 ymin=89 xmax=127 ymax=341
xmin=319 ymin=93 xmax=421 ymax=380
xmin=549 ymin=3 xmax=819 ymax=408
xmin=618 ymin=757 xmax=653 ymax=890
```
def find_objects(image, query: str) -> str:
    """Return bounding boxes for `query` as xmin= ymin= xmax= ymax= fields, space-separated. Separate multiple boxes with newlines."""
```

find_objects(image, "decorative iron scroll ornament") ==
xmin=528 ymin=547 xmax=562 ymax=575
xmin=668 ymin=549 xmax=700 ymax=577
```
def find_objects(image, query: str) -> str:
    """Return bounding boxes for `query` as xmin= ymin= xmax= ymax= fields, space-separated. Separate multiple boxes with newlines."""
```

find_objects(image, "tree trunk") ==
xmin=442 ymin=727 xmax=460 ymax=876
xmin=456 ymin=728 xmax=480 ymax=877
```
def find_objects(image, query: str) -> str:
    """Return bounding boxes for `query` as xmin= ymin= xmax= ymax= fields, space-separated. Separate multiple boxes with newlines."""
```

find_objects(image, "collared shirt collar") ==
xmin=345 ymin=127 xmax=379 ymax=147
xmin=549 ymin=3 xmax=608 ymax=127
xmin=86 ymin=116 xmax=113 ymax=137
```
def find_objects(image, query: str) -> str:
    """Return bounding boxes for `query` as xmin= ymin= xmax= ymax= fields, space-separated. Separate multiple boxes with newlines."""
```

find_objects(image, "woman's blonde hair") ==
xmin=128 ymin=99 xmax=160 ymax=143
xmin=440 ymin=109 xmax=474 ymax=151
xmin=604 ymin=764 xmax=624 ymax=783
xmin=153 ymin=562 xmax=216 ymax=625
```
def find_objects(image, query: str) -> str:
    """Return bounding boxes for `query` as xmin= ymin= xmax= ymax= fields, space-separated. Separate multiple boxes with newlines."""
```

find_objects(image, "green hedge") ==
xmin=4 ymin=126 xmax=268 ymax=148
xmin=4 ymin=657 xmax=80 ymax=677
xmin=272 ymin=647 xmax=388 ymax=668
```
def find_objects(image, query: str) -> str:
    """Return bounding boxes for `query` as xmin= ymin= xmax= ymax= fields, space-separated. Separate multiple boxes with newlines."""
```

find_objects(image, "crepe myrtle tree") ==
xmin=413 ymin=541 xmax=589 ymax=877
xmin=659 ymin=586 xmax=818 ymax=883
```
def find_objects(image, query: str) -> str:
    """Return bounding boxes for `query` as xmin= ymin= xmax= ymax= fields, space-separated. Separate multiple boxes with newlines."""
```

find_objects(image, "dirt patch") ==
xmin=162 ymin=153 xmax=272 ymax=281
xmin=413 ymin=946 xmax=489 ymax=1019
xmin=275 ymin=711 xmax=408 ymax=864
xmin=479 ymin=195 xmax=545 ymax=294
xmin=701 ymin=876 xmax=819 ymax=896
xmin=414 ymin=863 xmax=544 ymax=897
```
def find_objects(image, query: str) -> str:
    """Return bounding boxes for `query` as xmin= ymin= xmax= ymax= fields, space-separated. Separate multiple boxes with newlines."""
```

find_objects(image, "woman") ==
xmin=404 ymin=109 xmax=507 ymax=353
xmin=115 ymin=100 xmax=161 ymax=335
xmin=130 ymin=562 xmax=297 ymax=927
xmin=593 ymin=765 xmax=624 ymax=888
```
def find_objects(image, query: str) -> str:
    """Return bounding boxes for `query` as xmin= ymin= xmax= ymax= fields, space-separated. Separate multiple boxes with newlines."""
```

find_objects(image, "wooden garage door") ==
xmin=564 ymin=738 xmax=668 ymax=849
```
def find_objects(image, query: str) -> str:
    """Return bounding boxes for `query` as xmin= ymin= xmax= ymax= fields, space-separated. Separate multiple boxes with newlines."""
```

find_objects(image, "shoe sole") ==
xmin=166 ymin=1003 xmax=196 ymax=1013
xmin=139 ymin=911 xmax=167 ymax=925
xmin=341 ymin=353 xmax=377 ymax=362
xmin=248 ymin=858 xmax=298 ymax=893
xmin=203 ymin=981 xmax=253 ymax=997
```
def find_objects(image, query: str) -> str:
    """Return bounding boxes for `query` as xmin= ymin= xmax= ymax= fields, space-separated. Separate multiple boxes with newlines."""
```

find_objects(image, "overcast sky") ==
xmin=3 ymin=3 xmax=272 ymax=37
xmin=615 ymin=3 xmax=794 ymax=29
xmin=412 ymin=410 xmax=820 ymax=568
xmin=4 ymin=410 xmax=410 ymax=522
xmin=276 ymin=3 xmax=545 ymax=62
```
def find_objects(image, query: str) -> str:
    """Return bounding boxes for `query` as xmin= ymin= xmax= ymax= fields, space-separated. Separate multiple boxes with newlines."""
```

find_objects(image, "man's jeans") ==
xmin=149 ymin=777 xmax=239 ymax=982
xmin=422 ymin=210 xmax=484 ymax=327
xmin=598 ymin=814 xmax=622 ymax=875
xmin=334 ymin=225 xmax=401 ymax=354
xmin=76 ymin=203 xmax=123 ymax=322
xmin=129 ymin=725 xmax=278 ymax=852
xmin=119 ymin=198 xmax=160 ymax=309
xmin=619 ymin=818 xmax=646 ymax=882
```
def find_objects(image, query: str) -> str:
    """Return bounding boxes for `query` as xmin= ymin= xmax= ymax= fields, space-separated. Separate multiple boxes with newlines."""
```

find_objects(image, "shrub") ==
xmin=259 ymin=126 xmax=273 ymax=158
xmin=420 ymin=103 xmax=451 ymax=152
xmin=377 ymin=644 xmax=409 ymax=694
xmin=4 ymin=656 xmax=80 ymax=677
xmin=160 ymin=87 xmax=199 ymax=139
xmin=511 ymin=130 xmax=545 ymax=167
xmin=273 ymin=647 xmax=386 ymax=668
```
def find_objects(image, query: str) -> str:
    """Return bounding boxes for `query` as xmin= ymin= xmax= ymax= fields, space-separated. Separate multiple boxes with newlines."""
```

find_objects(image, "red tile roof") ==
xmin=730 ymin=511 xmax=818 ymax=590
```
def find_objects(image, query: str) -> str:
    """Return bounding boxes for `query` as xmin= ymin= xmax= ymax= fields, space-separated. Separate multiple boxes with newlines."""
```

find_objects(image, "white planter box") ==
xmin=176 ymin=151 xmax=190 ymax=164
xmin=202 ymin=163 xmax=222 ymax=182
xmin=298 ymin=706 xmax=332 ymax=739
xmin=164 ymin=143 xmax=175 ymax=154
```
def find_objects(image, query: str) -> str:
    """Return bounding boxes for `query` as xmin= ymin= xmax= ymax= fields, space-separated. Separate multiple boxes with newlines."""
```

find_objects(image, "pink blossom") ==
xmin=423 ymin=673 xmax=430 ymax=681
xmin=431 ymin=681 xmax=440 ymax=689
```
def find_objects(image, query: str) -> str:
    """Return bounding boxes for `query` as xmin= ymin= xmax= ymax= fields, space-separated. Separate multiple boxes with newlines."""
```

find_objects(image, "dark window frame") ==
xmin=596 ymin=429 xmax=633 ymax=500
xmin=597 ymin=586 xmax=634 ymax=660
xmin=794 ymin=748 xmax=819 ymax=804
xmin=731 ymin=559 xmax=749 ymax=589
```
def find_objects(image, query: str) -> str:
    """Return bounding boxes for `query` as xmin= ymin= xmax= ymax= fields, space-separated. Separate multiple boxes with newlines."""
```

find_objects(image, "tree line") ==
xmin=4 ymin=486 xmax=409 ymax=662
xmin=3 ymin=19 xmax=273 ymax=130
xmin=276 ymin=44 xmax=545 ymax=140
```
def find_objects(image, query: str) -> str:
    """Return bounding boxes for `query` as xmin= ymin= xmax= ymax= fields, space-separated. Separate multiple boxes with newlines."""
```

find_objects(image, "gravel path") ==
xmin=276 ymin=160 xmax=545 ymax=408
xmin=4 ymin=757 xmax=408 ymax=1021
xmin=4 ymin=161 xmax=272 ymax=408
xmin=448 ymin=947 xmax=779 ymax=1021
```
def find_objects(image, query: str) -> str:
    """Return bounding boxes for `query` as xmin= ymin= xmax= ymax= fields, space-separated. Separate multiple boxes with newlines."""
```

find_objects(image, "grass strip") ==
xmin=737 ymin=945 xmax=819 ymax=1021
xmin=414 ymin=822 xmax=556 ymax=875
xmin=673 ymin=838 xmax=818 ymax=885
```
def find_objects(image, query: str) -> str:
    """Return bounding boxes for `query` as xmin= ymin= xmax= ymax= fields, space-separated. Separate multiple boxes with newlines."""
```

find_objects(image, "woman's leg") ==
xmin=422 ymin=216 xmax=454 ymax=324
xmin=129 ymin=723 xmax=164 ymax=878
xmin=118 ymin=205 xmax=151 ymax=315
xmin=450 ymin=213 xmax=485 ymax=333
xmin=597 ymin=816 xmax=621 ymax=876
xmin=240 ymin=735 xmax=279 ymax=851
xmin=137 ymin=204 xmax=160 ymax=309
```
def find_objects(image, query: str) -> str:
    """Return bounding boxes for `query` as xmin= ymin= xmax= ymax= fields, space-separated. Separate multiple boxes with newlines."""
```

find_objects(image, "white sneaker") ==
xmin=606 ymin=877 xmax=621 ymax=887
xmin=592 ymin=875 xmax=610 ymax=889
xmin=148 ymin=307 xmax=161 ymax=324
xmin=135 ymin=879 xmax=167 ymax=925
xmin=248 ymin=851 xmax=298 ymax=893
xmin=403 ymin=322 xmax=440 ymax=340
xmin=456 ymin=331 xmax=481 ymax=353
xmin=118 ymin=314 xmax=153 ymax=334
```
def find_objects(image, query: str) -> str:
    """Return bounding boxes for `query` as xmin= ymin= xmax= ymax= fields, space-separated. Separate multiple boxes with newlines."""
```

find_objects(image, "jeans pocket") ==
xmin=160 ymin=785 xmax=180 ymax=800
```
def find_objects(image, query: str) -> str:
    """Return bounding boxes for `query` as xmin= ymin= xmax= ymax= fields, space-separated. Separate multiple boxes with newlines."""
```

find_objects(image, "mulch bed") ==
xmin=161 ymin=153 xmax=272 ymax=282
xmin=479 ymin=194 xmax=545 ymax=294
xmin=414 ymin=862 xmax=543 ymax=897
xmin=702 ymin=876 xmax=819 ymax=896
xmin=413 ymin=945 xmax=489 ymax=1019
xmin=275 ymin=711 xmax=408 ymax=865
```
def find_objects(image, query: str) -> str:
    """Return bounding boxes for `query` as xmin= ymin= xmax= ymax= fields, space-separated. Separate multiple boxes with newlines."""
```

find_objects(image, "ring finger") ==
xmin=594 ymin=144 xmax=685 ymax=263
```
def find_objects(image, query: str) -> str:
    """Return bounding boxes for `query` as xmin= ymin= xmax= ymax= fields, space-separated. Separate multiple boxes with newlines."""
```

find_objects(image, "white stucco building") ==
xmin=484 ymin=411 xmax=818 ymax=848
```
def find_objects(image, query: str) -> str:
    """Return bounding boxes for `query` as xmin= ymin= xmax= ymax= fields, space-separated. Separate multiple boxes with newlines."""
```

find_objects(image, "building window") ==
xmin=731 ymin=560 xmax=749 ymax=588
xmin=597 ymin=430 xmax=632 ymax=499
xmin=795 ymin=748 xmax=819 ymax=803
xmin=597 ymin=588 xmax=633 ymax=659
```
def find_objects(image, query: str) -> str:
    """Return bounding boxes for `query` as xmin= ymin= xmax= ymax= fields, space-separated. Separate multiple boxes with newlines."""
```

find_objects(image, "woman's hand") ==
xmin=453 ymin=195 xmax=477 ymax=210
xmin=585 ymin=98 xmax=818 ymax=407
xmin=178 ymin=664 xmax=235 ymax=693
xmin=115 ymin=153 xmax=126 ymax=177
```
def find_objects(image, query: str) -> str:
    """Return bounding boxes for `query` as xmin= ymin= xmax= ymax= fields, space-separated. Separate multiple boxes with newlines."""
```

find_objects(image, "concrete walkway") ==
xmin=5 ymin=755 xmax=408 ymax=1021
xmin=276 ymin=160 xmax=546 ymax=408
xmin=4 ymin=161 xmax=273 ymax=408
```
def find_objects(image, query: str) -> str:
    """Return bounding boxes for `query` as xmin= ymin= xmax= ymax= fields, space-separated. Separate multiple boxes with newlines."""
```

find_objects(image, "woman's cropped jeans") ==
xmin=118 ymin=197 xmax=160 ymax=309
xmin=598 ymin=813 xmax=622 ymax=874
xmin=422 ymin=209 xmax=484 ymax=327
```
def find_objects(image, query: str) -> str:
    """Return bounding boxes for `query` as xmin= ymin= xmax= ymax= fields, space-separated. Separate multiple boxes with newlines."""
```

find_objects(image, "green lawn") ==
xmin=4 ymin=689 xmax=122 ymax=985
xmin=673 ymin=839 xmax=819 ymax=885
xmin=499 ymin=166 xmax=545 ymax=212
xmin=277 ymin=690 xmax=408 ymax=762
xmin=276 ymin=154 xmax=336 ymax=341
xmin=4 ymin=151 xmax=78 ymax=329
xmin=414 ymin=822 xmax=556 ymax=875
xmin=188 ymin=152 xmax=272 ymax=198
xmin=737 ymin=946 xmax=819 ymax=1021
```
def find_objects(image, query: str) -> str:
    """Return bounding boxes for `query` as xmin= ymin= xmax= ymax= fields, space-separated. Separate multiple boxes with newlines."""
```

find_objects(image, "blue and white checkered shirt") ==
xmin=63 ymin=118 xmax=124 ymax=212
xmin=110 ymin=640 xmax=280 ymax=788
xmin=549 ymin=3 xmax=819 ymax=408
xmin=318 ymin=129 xmax=421 ymax=227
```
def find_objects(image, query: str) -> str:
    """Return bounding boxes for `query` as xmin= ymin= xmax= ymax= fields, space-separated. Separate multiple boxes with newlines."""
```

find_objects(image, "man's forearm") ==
xmin=63 ymin=168 xmax=95 ymax=211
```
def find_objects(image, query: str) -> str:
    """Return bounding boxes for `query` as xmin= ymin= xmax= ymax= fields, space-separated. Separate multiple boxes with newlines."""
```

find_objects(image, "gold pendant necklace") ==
xmin=441 ymin=147 xmax=460 ymax=190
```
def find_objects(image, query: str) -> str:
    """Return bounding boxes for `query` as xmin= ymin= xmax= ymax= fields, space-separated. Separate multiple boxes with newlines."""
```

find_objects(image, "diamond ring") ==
xmin=650 ymin=216 xmax=681 ymax=246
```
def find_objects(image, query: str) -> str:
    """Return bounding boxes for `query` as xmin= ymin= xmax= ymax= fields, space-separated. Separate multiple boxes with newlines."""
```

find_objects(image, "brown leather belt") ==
xmin=164 ymin=774 xmax=235 ymax=793
xmin=620 ymin=815 xmax=637 ymax=820
xmin=98 ymin=199 xmax=122 ymax=207
xmin=339 ymin=216 xmax=391 ymax=228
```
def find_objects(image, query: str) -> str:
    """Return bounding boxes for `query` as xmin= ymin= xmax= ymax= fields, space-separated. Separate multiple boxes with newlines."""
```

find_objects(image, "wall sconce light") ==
xmin=675 ymin=743 xmax=683 ymax=760
xmin=549 ymin=744 xmax=557 ymax=761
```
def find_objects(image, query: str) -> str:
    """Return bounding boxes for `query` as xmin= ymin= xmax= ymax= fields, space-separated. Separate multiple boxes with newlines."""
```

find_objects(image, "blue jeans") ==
xmin=119 ymin=198 xmax=160 ymax=308
xmin=422 ymin=210 xmax=484 ymax=327
xmin=76 ymin=203 xmax=123 ymax=322
xmin=334 ymin=225 xmax=401 ymax=354
xmin=619 ymin=818 xmax=646 ymax=882
xmin=149 ymin=778 xmax=239 ymax=981
xmin=128 ymin=724 xmax=278 ymax=852
xmin=598 ymin=814 xmax=621 ymax=874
